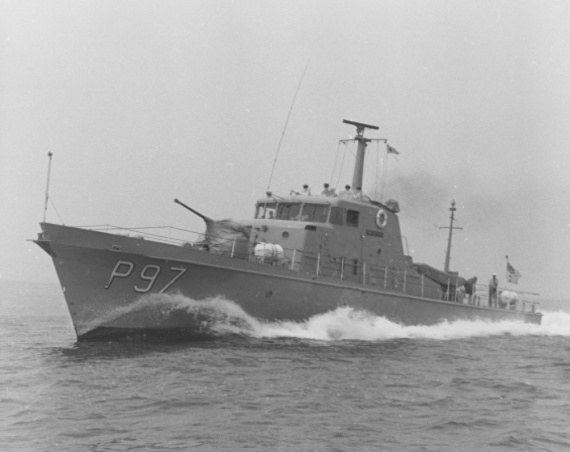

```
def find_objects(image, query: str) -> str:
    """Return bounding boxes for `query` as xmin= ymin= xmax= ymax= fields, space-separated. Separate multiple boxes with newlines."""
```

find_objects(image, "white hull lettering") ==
xmin=159 ymin=266 xmax=188 ymax=293
xmin=106 ymin=260 xmax=188 ymax=293
xmin=105 ymin=260 xmax=135 ymax=289
xmin=134 ymin=265 xmax=161 ymax=293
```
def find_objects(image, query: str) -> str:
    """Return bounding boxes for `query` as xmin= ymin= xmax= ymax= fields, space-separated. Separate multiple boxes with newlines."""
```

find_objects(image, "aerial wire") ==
xmin=380 ymin=142 xmax=389 ymax=201
xmin=266 ymin=59 xmax=310 ymax=192
xmin=330 ymin=141 xmax=341 ymax=190
xmin=335 ymin=141 xmax=349 ymax=190
xmin=49 ymin=198 xmax=65 ymax=225
xmin=375 ymin=140 xmax=380 ymax=198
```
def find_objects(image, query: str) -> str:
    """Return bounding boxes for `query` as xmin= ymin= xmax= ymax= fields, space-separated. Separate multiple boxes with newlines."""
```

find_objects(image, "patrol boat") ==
xmin=35 ymin=119 xmax=542 ymax=339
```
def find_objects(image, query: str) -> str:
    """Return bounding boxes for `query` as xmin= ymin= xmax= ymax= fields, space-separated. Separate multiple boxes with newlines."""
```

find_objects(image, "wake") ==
xmin=245 ymin=308 xmax=570 ymax=341
xmin=78 ymin=293 xmax=570 ymax=340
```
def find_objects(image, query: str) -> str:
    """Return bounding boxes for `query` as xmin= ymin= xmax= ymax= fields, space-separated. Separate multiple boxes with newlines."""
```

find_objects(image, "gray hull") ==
xmin=36 ymin=223 xmax=542 ymax=340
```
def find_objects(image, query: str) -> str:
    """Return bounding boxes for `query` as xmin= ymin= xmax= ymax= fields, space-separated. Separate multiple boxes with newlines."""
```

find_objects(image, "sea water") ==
xmin=1 ymin=281 xmax=569 ymax=451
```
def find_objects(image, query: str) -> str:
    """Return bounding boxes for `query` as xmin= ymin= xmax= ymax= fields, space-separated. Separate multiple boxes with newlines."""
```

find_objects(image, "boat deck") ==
xmin=76 ymin=224 xmax=541 ymax=315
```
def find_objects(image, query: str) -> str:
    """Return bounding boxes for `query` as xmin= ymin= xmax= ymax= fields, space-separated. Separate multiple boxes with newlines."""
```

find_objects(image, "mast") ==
xmin=43 ymin=152 xmax=53 ymax=222
xmin=343 ymin=119 xmax=379 ymax=189
xmin=440 ymin=200 xmax=462 ymax=273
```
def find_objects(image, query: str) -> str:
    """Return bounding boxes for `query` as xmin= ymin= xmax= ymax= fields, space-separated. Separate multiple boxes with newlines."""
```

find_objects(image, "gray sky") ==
xmin=1 ymin=0 xmax=569 ymax=299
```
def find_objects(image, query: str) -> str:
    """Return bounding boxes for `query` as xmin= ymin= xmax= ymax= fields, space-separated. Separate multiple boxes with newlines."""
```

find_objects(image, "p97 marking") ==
xmin=134 ymin=265 xmax=161 ymax=293
xmin=105 ymin=260 xmax=134 ymax=289
xmin=158 ymin=266 xmax=188 ymax=293
xmin=105 ymin=260 xmax=188 ymax=293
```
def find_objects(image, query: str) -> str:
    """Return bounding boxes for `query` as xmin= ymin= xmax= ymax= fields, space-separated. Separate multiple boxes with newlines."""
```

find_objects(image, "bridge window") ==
xmin=277 ymin=203 xmax=301 ymax=221
xmin=347 ymin=210 xmax=359 ymax=227
xmin=330 ymin=207 xmax=345 ymax=225
xmin=255 ymin=202 xmax=276 ymax=219
xmin=300 ymin=204 xmax=329 ymax=223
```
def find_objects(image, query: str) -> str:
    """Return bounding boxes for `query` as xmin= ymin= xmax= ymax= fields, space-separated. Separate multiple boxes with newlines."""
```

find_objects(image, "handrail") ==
xmin=70 ymin=223 xmax=540 ymax=313
xmin=77 ymin=224 xmax=200 ymax=246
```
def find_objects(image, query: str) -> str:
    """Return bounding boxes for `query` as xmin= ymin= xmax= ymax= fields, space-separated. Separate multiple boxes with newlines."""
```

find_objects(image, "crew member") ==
xmin=321 ymin=183 xmax=335 ymax=197
xmin=290 ymin=184 xmax=311 ymax=196
xmin=339 ymin=185 xmax=352 ymax=199
xmin=488 ymin=274 xmax=498 ymax=307
xmin=353 ymin=187 xmax=364 ymax=201
xmin=464 ymin=276 xmax=477 ymax=305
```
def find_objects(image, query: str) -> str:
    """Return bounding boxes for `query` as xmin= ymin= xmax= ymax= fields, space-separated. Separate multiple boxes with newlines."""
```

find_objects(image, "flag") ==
xmin=506 ymin=261 xmax=521 ymax=284
xmin=387 ymin=144 xmax=399 ymax=155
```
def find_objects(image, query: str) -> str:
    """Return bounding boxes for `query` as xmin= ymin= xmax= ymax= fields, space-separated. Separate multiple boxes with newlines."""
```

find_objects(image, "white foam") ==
xmin=78 ymin=293 xmax=570 ymax=340
xmin=250 ymin=309 xmax=570 ymax=341
xmin=77 ymin=292 xmax=256 ymax=336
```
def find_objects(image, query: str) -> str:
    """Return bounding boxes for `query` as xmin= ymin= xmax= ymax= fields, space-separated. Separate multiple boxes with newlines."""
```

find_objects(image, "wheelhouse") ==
xmin=254 ymin=198 xmax=361 ymax=228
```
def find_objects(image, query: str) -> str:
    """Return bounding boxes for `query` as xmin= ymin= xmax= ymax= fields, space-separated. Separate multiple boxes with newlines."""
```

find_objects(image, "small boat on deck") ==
xmin=34 ymin=119 xmax=541 ymax=340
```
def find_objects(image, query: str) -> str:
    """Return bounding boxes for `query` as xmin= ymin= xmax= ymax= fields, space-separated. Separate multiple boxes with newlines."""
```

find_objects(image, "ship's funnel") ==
xmin=343 ymin=119 xmax=379 ymax=190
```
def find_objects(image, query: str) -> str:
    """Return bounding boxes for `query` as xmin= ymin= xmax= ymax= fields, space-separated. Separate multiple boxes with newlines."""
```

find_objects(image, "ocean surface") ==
xmin=1 ymin=281 xmax=570 ymax=452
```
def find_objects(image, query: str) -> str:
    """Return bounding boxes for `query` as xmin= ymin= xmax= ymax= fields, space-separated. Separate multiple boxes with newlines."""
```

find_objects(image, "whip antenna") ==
xmin=43 ymin=151 xmax=53 ymax=222
xmin=266 ymin=60 xmax=309 ymax=192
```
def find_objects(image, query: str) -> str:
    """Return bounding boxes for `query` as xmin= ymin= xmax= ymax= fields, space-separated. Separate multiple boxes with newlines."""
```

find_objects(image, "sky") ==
xmin=1 ymin=0 xmax=570 ymax=299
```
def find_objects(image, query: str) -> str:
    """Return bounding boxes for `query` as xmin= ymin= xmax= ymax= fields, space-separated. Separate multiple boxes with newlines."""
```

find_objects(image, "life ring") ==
xmin=375 ymin=209 xmax=388 ymax=229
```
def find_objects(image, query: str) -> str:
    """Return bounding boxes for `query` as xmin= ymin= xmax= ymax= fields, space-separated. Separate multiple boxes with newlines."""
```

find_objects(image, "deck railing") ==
xmin=85 ymin=224 xmax=540 ymax=313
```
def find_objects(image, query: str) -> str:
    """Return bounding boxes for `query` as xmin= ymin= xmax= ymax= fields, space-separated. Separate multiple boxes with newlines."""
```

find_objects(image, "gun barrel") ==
xmin=174 ymin=198 xmax=210 ymax=222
